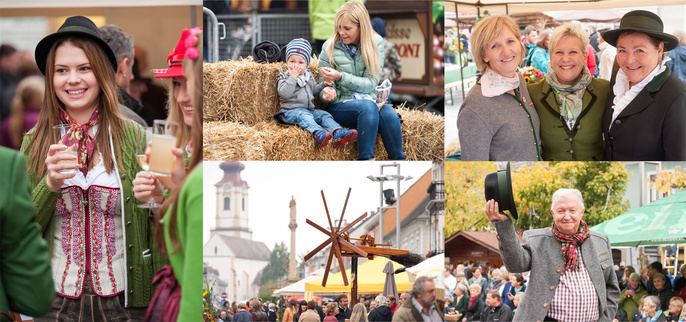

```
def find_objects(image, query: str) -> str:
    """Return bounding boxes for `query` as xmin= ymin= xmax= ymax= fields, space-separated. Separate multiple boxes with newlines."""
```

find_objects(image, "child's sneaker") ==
xmin=314 ymin=130 xmax=332 ymax=148
xmin=332 ymin=128 xmax=358 ymax=147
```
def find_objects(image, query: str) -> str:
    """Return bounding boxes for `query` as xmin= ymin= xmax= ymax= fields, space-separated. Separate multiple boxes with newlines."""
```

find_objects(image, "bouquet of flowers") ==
xmin=204 ymin=277 xmax=218 ymax=321
xmin=520 ymin=66 xmax=545 ymax=84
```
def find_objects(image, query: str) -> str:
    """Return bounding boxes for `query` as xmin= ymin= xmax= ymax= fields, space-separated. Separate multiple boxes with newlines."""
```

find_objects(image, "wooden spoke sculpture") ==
xmin=303 ymin=188 xmax=409 ymax=287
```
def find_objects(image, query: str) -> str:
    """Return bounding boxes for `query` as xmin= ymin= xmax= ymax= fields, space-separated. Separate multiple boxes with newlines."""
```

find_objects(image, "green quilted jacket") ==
xmin=318 ymin=33 xmax=384 ymax=105
xmin=20 ymin=121 xmax=168 ymax=307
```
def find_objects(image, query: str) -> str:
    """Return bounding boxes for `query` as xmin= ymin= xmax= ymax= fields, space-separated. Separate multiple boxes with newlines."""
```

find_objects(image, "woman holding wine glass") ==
xmin=21 ymin=16 xmax=162 ymax=319
xmin=132 ymin=28 xmax=198 ymax=208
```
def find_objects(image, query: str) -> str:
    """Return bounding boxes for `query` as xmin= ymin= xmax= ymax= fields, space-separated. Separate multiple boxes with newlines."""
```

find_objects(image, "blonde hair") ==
xmin=325 ymin=302 xmax=338 ymax=316
xmin=165 ymin=80 xmax=192 ymax=149
xmin=469 ymin=15 xmax=525 ymax=74
xmin=549 ymin=22 xmax=589 ymax=57
xmin=25 ymin=36 xmax=125 ymax=178
xmin=350 ymin=303 xmax=368 ymax=322
xmin=671 ymin=296 xmax=685 ymax=308
xmin=325 ymin=1 xmax=380 ymax=77
xmin=8 ymin=75 xmax=44 ymax=148
xmin=469 ymin=283 xmax=482 ymax=295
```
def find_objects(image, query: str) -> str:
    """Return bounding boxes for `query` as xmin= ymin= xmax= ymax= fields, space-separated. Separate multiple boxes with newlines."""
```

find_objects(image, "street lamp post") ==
xmin=367 ymin=163 xmax=413 ymax=249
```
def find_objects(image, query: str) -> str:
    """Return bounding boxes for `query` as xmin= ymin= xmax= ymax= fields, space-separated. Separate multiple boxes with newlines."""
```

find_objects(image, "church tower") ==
xmin=213 ymin=161 xmax=251 ymax=239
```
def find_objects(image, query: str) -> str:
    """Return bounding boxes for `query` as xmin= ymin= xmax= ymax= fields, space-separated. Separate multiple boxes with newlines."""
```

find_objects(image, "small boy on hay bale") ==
xmin=275 ymin=38 xmax=357 ymax=148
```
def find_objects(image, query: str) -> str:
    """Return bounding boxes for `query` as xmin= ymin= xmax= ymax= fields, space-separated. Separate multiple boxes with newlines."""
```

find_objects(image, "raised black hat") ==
xmin=484 ymin=162 xmax=518 ymax=220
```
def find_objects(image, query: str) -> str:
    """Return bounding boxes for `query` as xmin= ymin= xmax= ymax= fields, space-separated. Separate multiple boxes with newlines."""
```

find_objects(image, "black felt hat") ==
xmin=35 ymin=16 xmax=118 ymax=76
xmin=602 ymin=10 xmax=678 ymax=51
xmin=484 ymin=162 xmax=518 ymax=220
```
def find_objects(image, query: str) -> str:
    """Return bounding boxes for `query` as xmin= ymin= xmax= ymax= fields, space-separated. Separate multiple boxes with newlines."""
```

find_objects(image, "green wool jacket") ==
xmin=0 ymin=147 xmax=54 ymax=320
xmin=528 ymin=77 xmax=610 ymax=161
xmin=164 ymin=165 xmax=203 ymax=320
xmin=20 ymin=121 xmax=168 ymax=308
xmin=318 ymin=33 xmax=384 ymax=105
xmin=618 ymin=285 xmax=647 ymax=322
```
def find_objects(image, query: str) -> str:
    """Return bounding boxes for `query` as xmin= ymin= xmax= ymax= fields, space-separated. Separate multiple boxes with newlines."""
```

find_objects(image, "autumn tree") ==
xmin=445 ymin=162 xmax=630 ymax=236
xmin=649 ymin=166 xmax=686 ymax=195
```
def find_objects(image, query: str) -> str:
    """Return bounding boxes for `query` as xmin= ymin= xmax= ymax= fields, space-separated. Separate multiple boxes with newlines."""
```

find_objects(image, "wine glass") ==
xmin=136 ymin=127 xmax=161 ymax=209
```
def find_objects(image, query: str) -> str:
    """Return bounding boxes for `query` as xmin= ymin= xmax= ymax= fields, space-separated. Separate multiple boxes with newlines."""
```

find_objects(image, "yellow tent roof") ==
xmin=305 ymin=257 xmax=413 ymax=294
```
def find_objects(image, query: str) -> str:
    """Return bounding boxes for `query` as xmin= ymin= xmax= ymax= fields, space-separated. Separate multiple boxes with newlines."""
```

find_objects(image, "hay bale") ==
xmin=203 ymin=107 xmax=444 ymax=161
xmin=203 ymin=57 xmax=326 ymax=124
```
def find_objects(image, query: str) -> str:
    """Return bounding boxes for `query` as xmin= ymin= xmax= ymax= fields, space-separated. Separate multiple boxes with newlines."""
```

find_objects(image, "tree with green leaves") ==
xmin=445 ymin=162 xmax=631 ymax=236
xmin=259 ymin=242 xmax=290 ymax=300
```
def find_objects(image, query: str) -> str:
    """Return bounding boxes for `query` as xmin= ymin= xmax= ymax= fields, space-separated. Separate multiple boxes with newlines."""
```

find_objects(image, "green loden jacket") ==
xmin=0 ymin=147 xmax=54 ymax=320
xmin=528 ymin=77 xmax=610 ymax=161
xmin=20 ymin=121 xmax=168 ymax=307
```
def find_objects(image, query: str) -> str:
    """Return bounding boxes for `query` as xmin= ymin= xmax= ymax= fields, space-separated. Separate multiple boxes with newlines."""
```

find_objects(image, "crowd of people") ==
xmin=454 ymin=10 xmax=686 ymax=161
xmin=1 ymin=14 xmax=202 ymax=321
xmin=211 ymin=276 xmax=443 ymax=322
xmin=444 ymin=263 xmax=527 ymax=321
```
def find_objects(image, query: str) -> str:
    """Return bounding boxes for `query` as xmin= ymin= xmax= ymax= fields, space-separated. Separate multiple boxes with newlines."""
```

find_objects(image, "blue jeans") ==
xmin=283 ymin=108 xmax=341 ymax=134
xmin=327 ymin=100 xmax=404 ymax=160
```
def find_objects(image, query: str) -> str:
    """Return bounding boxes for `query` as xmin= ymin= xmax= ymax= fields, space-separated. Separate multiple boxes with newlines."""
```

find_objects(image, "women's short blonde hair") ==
xmin=469 ymin=283 xmax=482 ymax=295
xmin=549 ymin=22 xmax=589 ymax=57
xmin=469 ymin=15 xmax=525 ymax=74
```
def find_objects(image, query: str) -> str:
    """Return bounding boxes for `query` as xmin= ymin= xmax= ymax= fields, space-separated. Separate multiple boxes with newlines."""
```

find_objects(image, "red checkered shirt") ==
xmin=547 ymin=248 xmax=600 ymax=322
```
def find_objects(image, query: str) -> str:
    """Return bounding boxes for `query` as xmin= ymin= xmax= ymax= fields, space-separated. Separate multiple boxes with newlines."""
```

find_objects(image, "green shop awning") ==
xmin=591 ymin=191 xmax=686 ymax=247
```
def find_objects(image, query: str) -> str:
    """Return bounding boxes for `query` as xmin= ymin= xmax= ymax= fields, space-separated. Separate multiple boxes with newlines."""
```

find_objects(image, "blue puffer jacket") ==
xmin=318 ymin=33 xmax=384 ymax=105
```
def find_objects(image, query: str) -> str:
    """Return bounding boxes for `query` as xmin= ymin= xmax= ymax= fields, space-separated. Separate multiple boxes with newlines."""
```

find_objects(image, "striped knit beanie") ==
xmin=286 ymin=38 xmax=312 ymax=65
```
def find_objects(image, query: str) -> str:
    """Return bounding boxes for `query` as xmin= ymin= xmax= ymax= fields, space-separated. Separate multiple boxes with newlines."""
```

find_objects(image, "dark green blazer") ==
xmin=0 ymin=147 xmax=53 ymax=320
xmin=528 ymin=78 xmax=610 ymax=161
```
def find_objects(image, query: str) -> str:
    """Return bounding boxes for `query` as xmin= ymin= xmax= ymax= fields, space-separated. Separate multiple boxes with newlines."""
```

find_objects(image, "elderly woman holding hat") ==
xmin=528 ymin=22 xmax=610 ymax=161
xmin=21 ymin=16 xmax=161 ymax=320
xmin=458 ymin=15 xmax=541 ymax=161
xmin=601 ymin=10 xmax=686 ymax=160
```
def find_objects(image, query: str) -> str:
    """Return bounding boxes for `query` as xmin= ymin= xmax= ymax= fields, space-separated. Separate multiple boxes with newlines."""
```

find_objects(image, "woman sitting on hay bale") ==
xmin=318 ymin=1 xmax=405 ymax=161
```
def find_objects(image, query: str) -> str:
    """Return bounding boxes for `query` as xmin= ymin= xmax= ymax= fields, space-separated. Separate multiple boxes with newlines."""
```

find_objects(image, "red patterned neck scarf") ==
xmin=58 ymin=108 xmax=99 ymax=176
xmin=552 ymin=219 xmax=590 ymax=271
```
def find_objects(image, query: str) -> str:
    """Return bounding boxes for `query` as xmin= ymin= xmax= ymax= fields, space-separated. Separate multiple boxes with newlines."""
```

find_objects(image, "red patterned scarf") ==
xmin=552 ymin=219 xmax=590 ymax=271
xmin=58 ymin=109 xmax=99 ymax=176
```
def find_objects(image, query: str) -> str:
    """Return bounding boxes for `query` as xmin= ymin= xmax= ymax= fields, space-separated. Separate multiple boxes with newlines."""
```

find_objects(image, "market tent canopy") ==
xmin=305 ymin=257 xmax=413 ymax=294
xmin=272 ymin=269 xmax=325 ymax=297
xmin=591 ymin=191 xmax=686 ymax=247
xmin=445 ymin=0 xmax=685 ymax=15
xmin=552 ymin=9 xmax=624 ymax=23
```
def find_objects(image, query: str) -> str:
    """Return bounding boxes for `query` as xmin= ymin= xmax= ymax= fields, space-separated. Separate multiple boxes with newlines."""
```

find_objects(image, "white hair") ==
xmin=375 ymin=295 xmax=388 ymax=306
xmin=644 ymin=295 xmax=660 ymax=308
xmin=550 ymin=188 xmax=585 ymax=210
xmin=491 ymin=269 xmax=501 ymax=276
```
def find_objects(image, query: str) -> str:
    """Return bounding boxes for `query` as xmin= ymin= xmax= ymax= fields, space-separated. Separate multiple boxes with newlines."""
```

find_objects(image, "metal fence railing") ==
xmin=204 ymin=9 xmax=312 ymax=62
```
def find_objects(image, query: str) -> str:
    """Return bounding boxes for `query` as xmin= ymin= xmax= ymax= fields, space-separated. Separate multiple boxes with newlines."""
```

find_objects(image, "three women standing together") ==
xmin=458 ymin=10 xmax=686 ymax=161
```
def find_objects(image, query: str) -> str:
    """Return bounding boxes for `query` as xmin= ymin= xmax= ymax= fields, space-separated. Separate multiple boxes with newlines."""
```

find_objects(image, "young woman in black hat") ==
xmin=601 ymin=10 xmax=686 ymax=161
xmin=21 ymin=16 xmax=161 ymax=320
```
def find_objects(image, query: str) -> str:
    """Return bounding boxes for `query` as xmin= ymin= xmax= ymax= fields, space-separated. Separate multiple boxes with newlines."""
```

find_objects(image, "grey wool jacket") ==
xmin=457 ymin=74 xmax=541 ymax=161
xmin=493 ymin=218 xmax=620 ymax=322
xmin=276 ymin=69 xmax=326 ymax=111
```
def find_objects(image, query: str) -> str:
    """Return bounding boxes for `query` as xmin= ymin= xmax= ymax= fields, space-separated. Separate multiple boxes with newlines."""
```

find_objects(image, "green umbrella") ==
xmin=591 ymin=191 xmax=686 ymax=247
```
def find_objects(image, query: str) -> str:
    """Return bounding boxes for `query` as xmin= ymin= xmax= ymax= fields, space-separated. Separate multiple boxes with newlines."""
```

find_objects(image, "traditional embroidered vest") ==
xmin=50 ymin=158 xmax=125 ymax=298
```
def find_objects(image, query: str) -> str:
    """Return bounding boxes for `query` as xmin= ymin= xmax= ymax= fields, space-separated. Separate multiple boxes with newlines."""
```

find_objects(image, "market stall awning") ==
xmin=551 ymin=9 xmax=624 ymax=23
xmin=272 ymin=269 xmax=325 ymax=297
xmin=445 ymin=0 xmax=686 ymax=15
xmin=591 ymin=191 xmax=686 ymax=247
xmin=305 ymin=257 xmax=413 ymax=294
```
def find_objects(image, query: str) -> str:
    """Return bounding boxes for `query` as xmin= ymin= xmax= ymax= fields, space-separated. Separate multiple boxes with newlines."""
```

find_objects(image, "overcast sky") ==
xmin=202 ymin=161 xmax=432 ymax=260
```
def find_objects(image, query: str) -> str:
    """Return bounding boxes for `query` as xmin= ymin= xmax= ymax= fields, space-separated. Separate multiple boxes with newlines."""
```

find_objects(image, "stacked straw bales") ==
xmin=203 ymin=57 xmax=444 ymax=160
